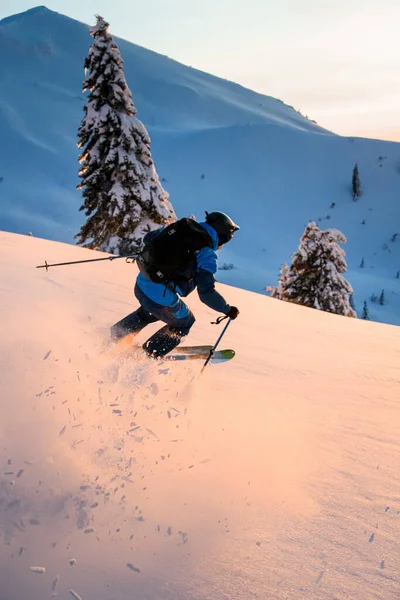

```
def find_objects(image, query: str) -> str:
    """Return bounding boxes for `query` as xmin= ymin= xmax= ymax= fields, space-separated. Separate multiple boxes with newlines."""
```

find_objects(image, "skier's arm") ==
xmin=196 ymin=248 xmax=231 ymax=314
xmin=197 ymin=269 xmax=231 ymax=313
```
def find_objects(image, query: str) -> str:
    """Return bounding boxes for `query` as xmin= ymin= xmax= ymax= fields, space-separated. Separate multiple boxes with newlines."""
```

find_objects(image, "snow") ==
xmin=0 ymin=7 xmax=399 ymax=324
xmin=0 ymin=230 xmax=399 ymax=600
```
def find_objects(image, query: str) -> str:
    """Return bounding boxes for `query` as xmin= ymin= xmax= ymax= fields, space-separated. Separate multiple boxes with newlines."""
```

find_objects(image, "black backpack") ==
xmin=136 ymin=218 xmax=213 ymax=285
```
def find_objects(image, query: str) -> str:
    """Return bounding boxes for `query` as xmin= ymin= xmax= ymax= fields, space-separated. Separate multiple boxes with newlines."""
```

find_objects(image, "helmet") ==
xmin=205 ymin=211 xmax=240 ymax=246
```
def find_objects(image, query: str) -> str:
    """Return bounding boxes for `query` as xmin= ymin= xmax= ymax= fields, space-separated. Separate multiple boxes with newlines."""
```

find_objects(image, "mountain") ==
xmin=0 ymin=7 xmax=399 ymax=325
xmin=0 ymin=230 xmax=399 ymax=600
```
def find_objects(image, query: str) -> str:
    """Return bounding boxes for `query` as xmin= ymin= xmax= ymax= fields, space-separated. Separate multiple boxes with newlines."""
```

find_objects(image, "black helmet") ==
xmin=205 ymin=211 xmax=240 ymax=245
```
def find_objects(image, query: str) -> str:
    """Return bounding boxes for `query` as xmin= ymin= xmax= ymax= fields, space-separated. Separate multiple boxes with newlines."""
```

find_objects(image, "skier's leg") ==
xmin=142 ymin=302 xmax=195 ymax=358
xmin=143 ymin=323 xmax=192 ymax=358
xmin=110 ymin=282 xmax=162 ymax=342
xmin=110 ymin=305 xmax=158 ymax=342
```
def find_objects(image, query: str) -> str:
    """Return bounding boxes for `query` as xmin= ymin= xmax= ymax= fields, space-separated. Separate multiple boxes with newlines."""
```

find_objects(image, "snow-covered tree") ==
xmin=266 ymin=263 xmax=290 ymax=300
xmin=361 ymin=301 xmax=370 ymax=320
xmin=286 ymin=222 xmax=356 ymax=317
xmin=75 ymin=16 xmax=175 ymax=254
xmin=352 ymin=163 xmax=362 ymax=201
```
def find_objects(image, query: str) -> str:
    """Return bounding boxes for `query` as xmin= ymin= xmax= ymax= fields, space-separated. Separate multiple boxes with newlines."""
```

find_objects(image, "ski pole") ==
xmin=36 ymin=254 xmax=137 ymax=271
xmin=200 ymin=317 xmax=231 ymax=374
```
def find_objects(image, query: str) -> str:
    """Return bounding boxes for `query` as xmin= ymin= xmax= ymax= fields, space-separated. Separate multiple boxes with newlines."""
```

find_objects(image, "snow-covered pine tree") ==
xmin=361 ymin=301 xmax=370 ymax=320
xmin=75 ymin=16 xmax=175 ymax=254
xmin=286 ymin=222 xmax=356 ymax=317
xmin=352 ymin=163 xmax=362 ymax=201
xmin=266 ymin=263 xmax=290 ymax=300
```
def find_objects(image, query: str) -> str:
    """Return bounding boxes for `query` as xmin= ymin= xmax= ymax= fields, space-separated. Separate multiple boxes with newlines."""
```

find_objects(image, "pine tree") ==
xmin=379 ymin=289 xmax=385 ymax=305
xmin=75 ymin=16 xmax=175 ymax=253
xmin=352 ymin=163 xmax=362 ymax=201
xmin=361 ymin=301 xmax=370 ymax=320
xmin=266 ymin=263 xmax=290 ymax=300
xmin=286 ymin=222 xmax=356 ymax=317
xmin=360 ymin=257 xmax=365 ymax=268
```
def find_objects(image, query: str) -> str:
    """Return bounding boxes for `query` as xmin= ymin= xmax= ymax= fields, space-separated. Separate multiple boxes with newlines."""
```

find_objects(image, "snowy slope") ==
xmin=0 ymin=7 xmax=399 ymax=325
xmin=0 ymin=231 xmax=399 ymax=600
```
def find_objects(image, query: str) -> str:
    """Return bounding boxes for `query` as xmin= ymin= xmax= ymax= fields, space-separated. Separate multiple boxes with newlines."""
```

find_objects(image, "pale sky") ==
xmin=1 ymin=0 xmax=400 ymax=141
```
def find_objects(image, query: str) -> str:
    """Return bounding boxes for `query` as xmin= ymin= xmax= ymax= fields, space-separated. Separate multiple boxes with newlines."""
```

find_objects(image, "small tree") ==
xmin=286 ymin=222 xmax=356 ymax=317
xmin=266 ymin=263 xmax=290 ymax=300
xmin=360 ymin=257 xmax=365 ymax=268
xmin=352 ymin=163 xmax=362 ymax=200
xmin=75 ymin=16 xmax=175 ymax=253
xmin=361 ymin=301 xmax=370 ymax=320
xmin=379 ymin=289 xmax=385 ymax=305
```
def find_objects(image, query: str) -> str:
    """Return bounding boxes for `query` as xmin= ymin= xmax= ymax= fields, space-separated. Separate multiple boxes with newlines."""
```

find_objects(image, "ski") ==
xmin=165 ymin=348 xmax=235 ymax=363
xmin=106 ymin=340 xmax=234 ymax=364
xmin=172 ymin=345 xmax=213 ymax=354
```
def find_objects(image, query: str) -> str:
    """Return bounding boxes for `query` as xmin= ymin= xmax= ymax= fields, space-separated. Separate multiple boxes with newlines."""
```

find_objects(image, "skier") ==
xmin=110 ymin=211 xmax=240 ymax=358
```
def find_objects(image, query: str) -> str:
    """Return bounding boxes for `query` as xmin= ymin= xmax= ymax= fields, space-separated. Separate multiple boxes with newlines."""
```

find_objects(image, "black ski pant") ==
xmin=110 ymin=284 xmax=195 ymax=358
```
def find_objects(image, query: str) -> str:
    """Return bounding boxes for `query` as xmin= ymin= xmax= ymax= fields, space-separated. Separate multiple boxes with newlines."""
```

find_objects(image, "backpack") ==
xmin=136 ymin=218 xmax=213 ymax=285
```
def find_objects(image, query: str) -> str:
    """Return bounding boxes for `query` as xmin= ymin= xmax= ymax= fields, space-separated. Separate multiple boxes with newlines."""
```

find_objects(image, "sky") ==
xmin=1 ymin=0 xmax=400 ymax=142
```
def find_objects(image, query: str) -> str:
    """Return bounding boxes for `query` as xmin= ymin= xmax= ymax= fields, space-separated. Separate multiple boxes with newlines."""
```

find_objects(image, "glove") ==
xmin=226 ymin=306 xmax=239 ymax=320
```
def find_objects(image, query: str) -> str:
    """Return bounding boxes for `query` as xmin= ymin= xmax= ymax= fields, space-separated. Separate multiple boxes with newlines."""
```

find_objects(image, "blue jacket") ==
xmin=136 ymin=222 xmax=230 ymax=318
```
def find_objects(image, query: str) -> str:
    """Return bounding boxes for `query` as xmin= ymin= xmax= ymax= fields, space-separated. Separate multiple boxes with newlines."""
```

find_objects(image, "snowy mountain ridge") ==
xmin=0 ymin=6 xmax=325 ymax=134
xmin=0 ymin=6 xmax=399 ymax=325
